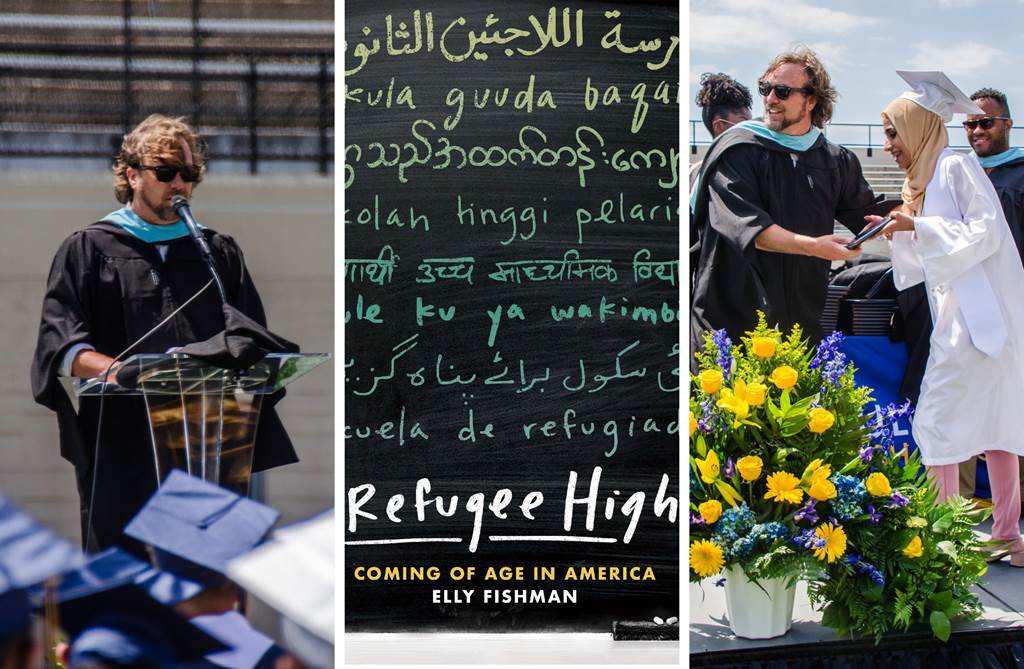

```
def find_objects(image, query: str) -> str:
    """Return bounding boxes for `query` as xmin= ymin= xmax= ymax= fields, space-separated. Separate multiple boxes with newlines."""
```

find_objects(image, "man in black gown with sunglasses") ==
xmin=690 ymin=48 xmax=886 ymax=360
xmin=30 ymin=114 xmax=296 ymax=556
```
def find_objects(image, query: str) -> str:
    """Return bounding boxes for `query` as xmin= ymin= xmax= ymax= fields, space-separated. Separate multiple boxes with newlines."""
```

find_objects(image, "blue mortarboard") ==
xmin=68 ymin=624 xmax=178 ymax=669
xmin=55 ymin=550 xmax=226 ymax=663
xmin=0 ymin=494 xmax=83 ymax=640
xmin=123 ymin=471 xmax=279 ymax=587
xmin=80 ymin=547 xmax=204 ymax=606
xmin=190 ymin=611 xmax=283 ymax=669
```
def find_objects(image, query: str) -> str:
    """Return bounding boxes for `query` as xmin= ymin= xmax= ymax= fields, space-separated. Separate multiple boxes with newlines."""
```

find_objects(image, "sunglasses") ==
xmin=962 ymin=116 xmax=1011 ymax=130
xmin=758 ymin=80 xmax=814 ymax=100
xmin=133 ymin=164 xmax=200 ymax=183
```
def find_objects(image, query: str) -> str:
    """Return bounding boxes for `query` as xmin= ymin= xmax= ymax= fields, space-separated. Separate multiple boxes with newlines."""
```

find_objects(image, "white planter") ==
xmin=723 ymin=565 xmax=796 ymax=639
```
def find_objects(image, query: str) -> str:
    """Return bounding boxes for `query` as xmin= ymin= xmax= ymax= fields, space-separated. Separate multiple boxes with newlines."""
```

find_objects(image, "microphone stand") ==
xmin=172 ymin=195 xmax=227 ymax=305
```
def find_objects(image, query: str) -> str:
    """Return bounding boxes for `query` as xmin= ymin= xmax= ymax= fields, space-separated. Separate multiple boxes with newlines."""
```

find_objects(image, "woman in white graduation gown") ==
xmin=868 ymin=71 xmax=1024 ymax=566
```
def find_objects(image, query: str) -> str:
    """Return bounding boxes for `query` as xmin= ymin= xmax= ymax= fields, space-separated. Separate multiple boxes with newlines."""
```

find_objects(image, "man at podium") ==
xmin=30 ymin=114 xmax=297 ymax=556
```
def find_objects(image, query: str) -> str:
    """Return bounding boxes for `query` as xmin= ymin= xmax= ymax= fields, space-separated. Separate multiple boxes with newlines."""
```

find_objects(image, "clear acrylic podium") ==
xmin=70 ymin=352 xmax=329 ymax=496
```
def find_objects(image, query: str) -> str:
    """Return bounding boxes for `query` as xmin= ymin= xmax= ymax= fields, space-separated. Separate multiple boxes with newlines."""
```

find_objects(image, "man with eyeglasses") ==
xmin=691 ymin=48 xmax=886 ymax=359
xmin=30 ymin=114 xmax=297 ymax=555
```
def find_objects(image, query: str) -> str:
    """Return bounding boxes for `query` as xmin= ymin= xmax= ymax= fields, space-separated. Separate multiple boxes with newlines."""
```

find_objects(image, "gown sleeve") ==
xmin=832 ymin=149 xmax=882 ymax=234
xmin=705 ymin=147 xmax=776 ymax=260
xmin=890 ymin=231 xmax=926 ymax=290
xmin=31 ymin=232 xmax=95 ymax=411
xmin=213 ymin=234 xmax=269 ymax=326
xmin=209 ymin=233 xmax=298 ymax=472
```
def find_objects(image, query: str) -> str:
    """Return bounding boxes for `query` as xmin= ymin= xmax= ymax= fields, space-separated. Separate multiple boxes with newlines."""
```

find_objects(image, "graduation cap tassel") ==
xmin=43 ymin=576 xmax=59 ymax=669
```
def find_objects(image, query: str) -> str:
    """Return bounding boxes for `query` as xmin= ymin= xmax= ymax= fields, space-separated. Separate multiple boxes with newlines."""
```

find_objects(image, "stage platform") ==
xmin=690 ymin=519 xmax=1024 ymax=667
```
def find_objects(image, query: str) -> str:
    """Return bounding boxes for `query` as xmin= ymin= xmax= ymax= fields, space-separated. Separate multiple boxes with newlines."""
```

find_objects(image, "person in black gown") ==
xmin=30 ymin=114 xmax=296 ymax=556
xmin=690 ymin=48 xmax=888 ymax=360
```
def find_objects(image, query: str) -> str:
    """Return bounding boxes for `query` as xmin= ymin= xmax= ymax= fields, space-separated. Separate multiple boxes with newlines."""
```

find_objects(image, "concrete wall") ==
xmin=0 ymin=168 xmax=333 ymax=542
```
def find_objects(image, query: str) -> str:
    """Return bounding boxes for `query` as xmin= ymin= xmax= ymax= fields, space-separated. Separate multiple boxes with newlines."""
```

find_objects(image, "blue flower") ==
xmin=887 ymin=491 xmax=910 ymax=509
xmin=810 ymin=331 xmax=849 ymax=390
xmin=870 ymin=401 xmax=916 ymax=450
xmin=867 ymin=504 xmax=881 ymax=527
xmin=690 ymin=511 xmax=706 ymax=527
xmin=714 ymin=577 xmax=726 ymax=587
xmin=810 ymin=331 xmax=844 ymax=371
xmin=698 ymin=398 xmax=721 ymax=434
xmin=724 ymin=457 xmax=736 ymax=479
xmin=712 ymin=504 xmax=755 ymax=548
xmin=793 ymin=528 xmax=826 ymax=551
xmin=831 ymin=474 xmax=868 ymax=521
xmin=845 ymin=553 xmax=885 ymax=588
xmin=793 ymin=498 xmax=819 ymax=525
xmin=711 ymin=507 xmax=789 ymax=561
xmin=711 ymin=329 xmax=733 ymax=381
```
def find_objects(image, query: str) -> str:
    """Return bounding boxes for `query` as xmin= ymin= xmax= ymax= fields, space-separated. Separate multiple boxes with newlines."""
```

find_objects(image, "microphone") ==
xmin=171 ymin=195 xmax=227 ymax=304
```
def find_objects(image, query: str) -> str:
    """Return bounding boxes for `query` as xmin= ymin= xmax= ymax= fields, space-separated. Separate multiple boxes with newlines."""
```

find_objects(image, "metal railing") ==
xmin=690 ymin=120 xmax=1024 ymax=156
xmin=0 ymin=5 xmax=333 ymax=174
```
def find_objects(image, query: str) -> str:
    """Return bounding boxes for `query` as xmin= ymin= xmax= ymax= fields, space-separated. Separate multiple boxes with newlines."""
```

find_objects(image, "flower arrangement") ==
xmin=689 ymin=314 xmax=989 ymax=641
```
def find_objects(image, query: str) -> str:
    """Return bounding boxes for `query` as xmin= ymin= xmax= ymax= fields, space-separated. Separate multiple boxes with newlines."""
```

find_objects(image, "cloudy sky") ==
xmin=689 ymin=0 xmax=1022 ymax=146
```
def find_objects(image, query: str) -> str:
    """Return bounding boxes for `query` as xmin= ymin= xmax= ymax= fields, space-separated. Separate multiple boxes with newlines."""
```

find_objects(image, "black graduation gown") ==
xmin=898 ymin=156 xmax=1024 ymax=401
xmin=30 ymin=222 xmax=297 ymax=554
xmin=988 ymin=157 xmax=1024 ymax=262
xmin=690 ymin=129 xmax=880 ymax=359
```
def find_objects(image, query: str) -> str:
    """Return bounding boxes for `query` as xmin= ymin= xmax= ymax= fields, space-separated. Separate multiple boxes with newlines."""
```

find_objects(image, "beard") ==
xmin=971 ymin=134 xmax=1009 ymax=157
xmin=765 ymin=103 xmax=810 ymax=132
xmin=137 ymin=189 xmax=180 ymax=223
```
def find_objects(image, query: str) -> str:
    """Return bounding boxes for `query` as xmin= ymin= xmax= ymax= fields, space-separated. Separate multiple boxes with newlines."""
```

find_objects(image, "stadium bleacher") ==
xmin=0 ymin=1 xmax=333 ymax=172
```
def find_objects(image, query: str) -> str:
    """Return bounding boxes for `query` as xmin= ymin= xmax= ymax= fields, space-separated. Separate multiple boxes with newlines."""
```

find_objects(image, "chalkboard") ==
xmin=344 ymin=0 xmax=680 ymax=632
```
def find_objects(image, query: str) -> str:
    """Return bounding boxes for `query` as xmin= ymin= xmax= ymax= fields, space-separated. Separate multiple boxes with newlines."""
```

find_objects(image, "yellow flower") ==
xmin=689 ymin=412 xmax=698 ymax=437
xmin=808 ymin=477 xmax=837 ymax=501
xmin=802 ymin=459 xmax=832 ymax=485
xmin=736 ymin=455 xmax=764 ymax=482
xmin=716 ymin=388 xmax=750 ymax=421
xmin=763 ymin=471 xmax=804 ymax=504
xmin=903 ymin=536 xmax=924 ymax=559
xmin=699 ymin=369 xmax=724 ymax=394
xmin=695 ymin=450 xmax=720 ymax=484
xmin=807 ymin=408 xmax=835 ymax=434
xmin=803 ymin=458 xmax=824 ymax=475
xmin=744 ymin=382 xmax=767 ymax=407
xmin=865 ymin=473 xmax=892 ymax=497
xmin=813 ymin=523 xmax=847 ymax=563
xmin=769 ymin=365 xmax=798 ymax=389
xmin=699 ymin=500 xmax=722 ymax=524
xmin=751 ymin=337 xmax=778 ymax=357
xmin=690 ymin=539 xmax=725 ymax=578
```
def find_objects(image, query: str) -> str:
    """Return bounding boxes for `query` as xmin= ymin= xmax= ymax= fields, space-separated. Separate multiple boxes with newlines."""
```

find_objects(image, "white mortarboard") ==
xmin=897 ymin=70 xmax=983 ymax=121
xmin=228 ymin=510 xmax=333 ymax=667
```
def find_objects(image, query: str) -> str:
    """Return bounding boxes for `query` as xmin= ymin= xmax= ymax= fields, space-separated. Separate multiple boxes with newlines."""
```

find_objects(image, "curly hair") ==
xmin=760 ymin=48 xmax=837 ymax=128
xmin=695 ymin=73 xmax=752 ymax=134
xmin=113 ymin=114 xmax=206 ymax=204
xmin=970 ymin=87 xmax=1011 ymax=118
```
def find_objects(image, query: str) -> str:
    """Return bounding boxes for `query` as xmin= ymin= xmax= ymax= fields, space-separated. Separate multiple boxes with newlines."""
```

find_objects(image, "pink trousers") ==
xmin=929 ymin=450 xmax=1022 ymax=542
